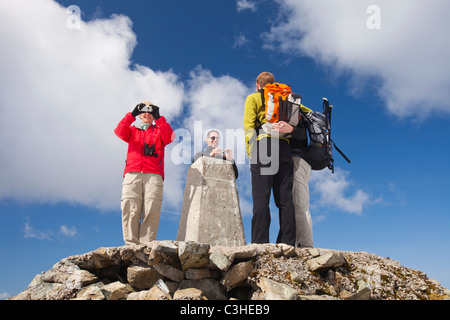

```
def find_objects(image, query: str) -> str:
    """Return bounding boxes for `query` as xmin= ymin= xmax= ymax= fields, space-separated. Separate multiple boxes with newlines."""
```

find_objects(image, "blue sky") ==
xmin=1 ymin=0 xmax=450 ymax=299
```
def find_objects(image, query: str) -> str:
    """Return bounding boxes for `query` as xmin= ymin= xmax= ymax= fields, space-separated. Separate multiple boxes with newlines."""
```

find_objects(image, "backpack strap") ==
xmin=255 ymin=88 xmax=265 ymax=130
xmin=331 ymin=140 xmax=351 ymax=164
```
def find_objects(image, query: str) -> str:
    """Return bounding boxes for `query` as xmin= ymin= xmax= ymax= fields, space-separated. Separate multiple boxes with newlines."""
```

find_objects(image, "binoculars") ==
xmin=145 ymin=143 xmax=158 ymax=157
xmin=139 ymin=104 xmax=154 ymax=113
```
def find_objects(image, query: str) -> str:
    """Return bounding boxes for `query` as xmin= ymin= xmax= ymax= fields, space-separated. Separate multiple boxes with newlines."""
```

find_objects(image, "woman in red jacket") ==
xmin=114 ymin=102 xmax=175 ymax=245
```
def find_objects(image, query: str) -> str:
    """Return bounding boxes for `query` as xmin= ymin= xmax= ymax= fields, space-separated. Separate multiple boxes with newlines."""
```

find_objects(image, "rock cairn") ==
xmin=10 ymin=241 xmax=450 ymax=300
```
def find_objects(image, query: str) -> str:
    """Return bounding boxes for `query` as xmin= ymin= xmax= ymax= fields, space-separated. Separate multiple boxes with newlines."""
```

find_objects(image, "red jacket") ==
xmin=114 ymin=112 xmax=175 ymax=179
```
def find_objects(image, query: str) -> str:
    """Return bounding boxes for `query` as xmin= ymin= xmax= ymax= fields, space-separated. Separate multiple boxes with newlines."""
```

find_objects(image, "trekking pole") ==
xmin=331 ymin=140 xmax=351 ymax=164
xmin=324 ymin=97 xmax=351 ymax=166
xmin=323 ymin=98 xmax=334 ymax=172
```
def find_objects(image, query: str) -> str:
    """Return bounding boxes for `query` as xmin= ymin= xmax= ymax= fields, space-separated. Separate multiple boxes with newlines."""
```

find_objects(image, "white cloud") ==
xmin=23 ymin=218 xmax=78 ymax=240
xmin=60 ymin=225 xmax=77 ymax=238
xmin=379 ymin=182 xmax=407 ymax=207
xmin=233 ymin=32 xmax=249 ymax=49
xmin=24 ymin=218 xmax=52 ymax=240
xmin=0 ymin=0 xmax=254 ymax=217
xmin=236 ymin=0 xmax=257 ymax=12
xmin=310 ymin=169 xmax=375 ymax=215
xmin=265 ymin=0 xmax=450 ymax=119
xmin=0 ymin=0 xmax=184 ymax=211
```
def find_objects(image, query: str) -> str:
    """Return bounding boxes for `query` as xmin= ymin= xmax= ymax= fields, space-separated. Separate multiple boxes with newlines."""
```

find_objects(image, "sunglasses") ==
xmin=209 ymin=136 xmax=220 ymax=141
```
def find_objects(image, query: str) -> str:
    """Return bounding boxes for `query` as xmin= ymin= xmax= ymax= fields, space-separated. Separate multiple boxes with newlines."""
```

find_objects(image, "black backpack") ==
xmin=301 ymin=98 xmax=350 ymax=173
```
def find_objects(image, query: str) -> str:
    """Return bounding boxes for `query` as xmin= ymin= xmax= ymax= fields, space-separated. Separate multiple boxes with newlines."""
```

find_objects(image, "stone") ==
xmin=41 ymin=262 xmax=98 ymax=289
xmin=177 ymin=157 xmax=246 ymax=246
xmin=251 ymin=243 xmax=284 ymax=257
xmin=127 ymin=291 xmax=146 ymax=300
xmin=151 ymin=278 xmax=168 ymax=291
xmin=178 ymin=241 xmax=210 ymax=270
xmin=209 ymin=249 xmax=233 ymax=271
xmin=148 ymin=240 xmax=180 ymax=266
xmin=153 ymin=263 xmax=184 ymax=283
xmin=179 ymin=279 xmax=227 ymax=300
xmin=306 ymin=251 xmax=347 ymax=272
xmin=258 ymin=277 xmax=299 ymax=300
xmin=163 ymin=281 xmax=179 ymax=296
xmin=129 ymin=285 xmax=172 ymax=300
xmin=126 ymin=281 xmax=171 ymax=300
xmin=28 ymin=273 xmax=44 ymax=288
xmin=345 ymin=280 xmax=371 ymax=300
xmin=16 ymin=283 xmax=58 ymax=300
xmin=278 ymin=244 xmax=297 ymax=257
xmin=76 ymin=270 xmax=99 ymax=287
xmin=348 ymin=286 xmax=371 ymax=300
xmin=185 ymin=268 xmax=212 ymax=280
xmin=101 ymin=281 xmax=134 ymax=300
xmin=155 ymin=240 xmax=179 ymax=256
xmin=307 ymin=248 xmax=321 ymax=257
xmin=146 ymin=285 xmax=172 ymax=300
xmin=222 ymin=260 xmax=254 ymax=291
xmin=227 ymin=245 xmax=256 ymax=260
xmin=73 ymin=284 xmax=105 ymax=300
xmin=339 ymin=290 xmax=353 ymax=299
xmin=173 ymin=288 xmax=204 ymax=300
xmin=92 ymin=247 xmax=116 ymax=264
xmin=127 ymin=264 xmax=162 ymax=290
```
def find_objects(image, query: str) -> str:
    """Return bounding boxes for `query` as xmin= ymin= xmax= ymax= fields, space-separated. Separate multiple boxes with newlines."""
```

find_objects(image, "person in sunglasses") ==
xmin=114 ymin=101 xmax=175 ymax=245
xmin=192 ymin=129 xmax=238 ymax=179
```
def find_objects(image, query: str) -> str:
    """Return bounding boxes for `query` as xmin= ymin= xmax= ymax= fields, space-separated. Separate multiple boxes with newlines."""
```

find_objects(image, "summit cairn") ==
xmin=9 ymin=244 xmax=450 ymax=300
xmin=177 ymin=157 xmax=246 ymax=246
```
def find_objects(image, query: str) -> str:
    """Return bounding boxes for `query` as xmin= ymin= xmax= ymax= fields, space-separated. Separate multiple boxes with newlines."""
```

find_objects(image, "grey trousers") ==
xmin=292 ymin=157 xmax=313 ymax=248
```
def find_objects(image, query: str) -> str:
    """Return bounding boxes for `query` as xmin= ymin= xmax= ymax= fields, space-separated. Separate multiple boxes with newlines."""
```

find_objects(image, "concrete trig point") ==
xmin=177 ymin=157 xmax=246 ymax=246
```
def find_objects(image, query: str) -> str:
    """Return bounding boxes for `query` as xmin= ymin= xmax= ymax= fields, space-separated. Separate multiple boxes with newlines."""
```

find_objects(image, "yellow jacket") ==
xmin=243 ymin=91 xmax=265 ymax=157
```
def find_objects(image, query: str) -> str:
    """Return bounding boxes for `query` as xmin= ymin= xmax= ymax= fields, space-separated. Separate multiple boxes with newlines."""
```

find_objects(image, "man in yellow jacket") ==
xmin=243 ymin=72 xmax=296 ymax=246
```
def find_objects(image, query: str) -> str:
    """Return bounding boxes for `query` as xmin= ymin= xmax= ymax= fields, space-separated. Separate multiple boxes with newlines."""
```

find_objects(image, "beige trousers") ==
xmin=292 ymin=157 xmax=313 ymax=248
xmin=121 ymin=172 xmax=163 ymax=245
